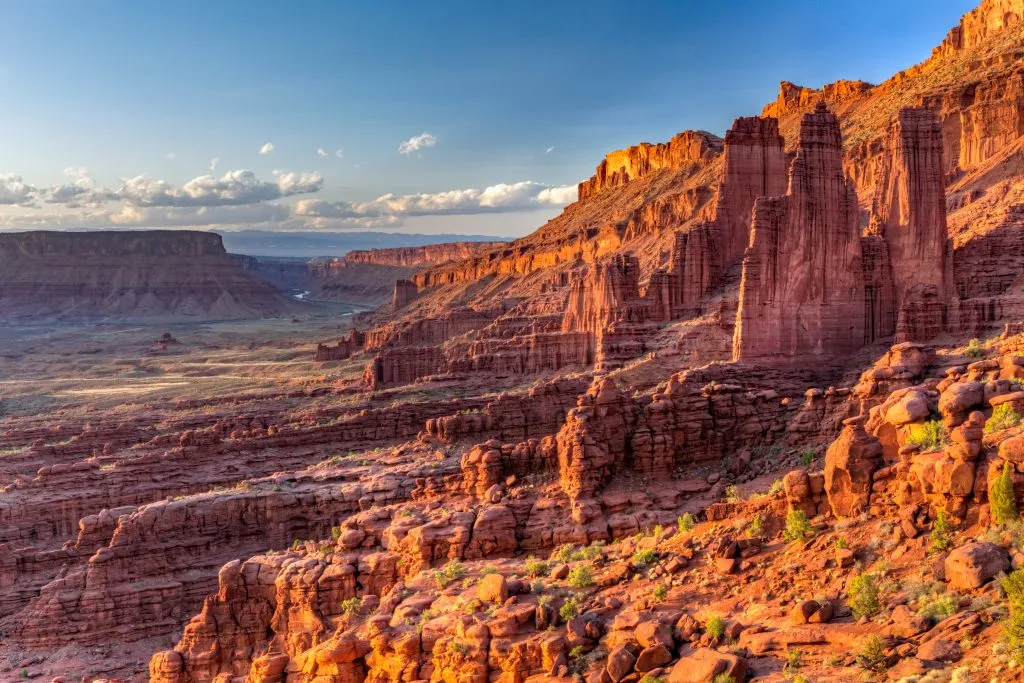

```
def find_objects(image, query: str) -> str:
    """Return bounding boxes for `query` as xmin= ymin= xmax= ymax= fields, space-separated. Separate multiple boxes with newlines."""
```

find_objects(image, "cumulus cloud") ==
xmin=335 ymin=148 xmax=344 ymax=158
xmin=545 ymin=146 xmax=555 ymax=154
xmin=316 ymin=147 xmax=328 ymax=158
xmin=0 ymin=174 xmax=38 ymax=206
xmin=398 ymin=132 xmax=437 ymax=156
xmin=259 ymin=142 xmax=274 ymax=155
xmin=115 ymin=169 xmax=323 ymax=207
xmin=294 ymin=181 xmax=577 ymax=219
xmin=209 ymin=158 xmax=219 ymax=171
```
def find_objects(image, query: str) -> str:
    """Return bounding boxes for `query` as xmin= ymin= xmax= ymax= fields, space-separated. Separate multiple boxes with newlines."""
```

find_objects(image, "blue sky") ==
xmin=0 ymin=0 xmax=978 ymax=237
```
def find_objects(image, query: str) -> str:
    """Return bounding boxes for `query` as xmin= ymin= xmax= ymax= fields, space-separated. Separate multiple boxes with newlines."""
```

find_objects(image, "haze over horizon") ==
xmin=0 ymin=0 xmax=977 ymax=239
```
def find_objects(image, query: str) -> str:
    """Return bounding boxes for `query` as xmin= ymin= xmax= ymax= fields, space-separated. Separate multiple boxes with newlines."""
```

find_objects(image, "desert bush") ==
xmin=433 ymin=561 xmax=468 ymax=589
xmin=724 ymin=485 xmax=741 ymax=503
xmin=929 ymin=509 xmax=955 ymax=554
xmin=524 ymin=556 xmax=549 ymax=577
xmin=746 ymin=513 xmax=766 ymax=539
xmin=652 ymin=584 xmax=668 ymax=602
xmin=906 ymin=419 xmax=950 ymax=452
xmin=559 ymin=596 xmax=581 ymax=621
xmin=704 ymin=614 xmax=726 ymax=640
xmin=783 ymin=509 xmax=814 ymax=542
xmin=964 ymin=338 xmax=986 ymax=358
xmin=677 ymin=513 xmax=695 ymax=533
xmin=340 ymin=597 xmax=361 ymax=615
xmin=847 ymin=572 xmax=881 ymax=619
xmin=991 ymin=461 xmax=1020 ymax=526
xmin=567 ymin=564 xmax=594 ymax=589
xmin=987 ymin=403 xmax=1023 ymax=434
xmin=855 ymin=635 xmax=888 ymax=672
xmin=1002 ymin=570 xmax=1024 ymax=660
xmin=632 ymin=549 xmax=657 ymax=567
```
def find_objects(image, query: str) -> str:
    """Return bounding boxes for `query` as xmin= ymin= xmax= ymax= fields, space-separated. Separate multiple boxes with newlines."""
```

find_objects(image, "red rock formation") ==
xmin=871 ymin=108 xmax=955 ymax=341
xmin=578 ymin=131 xmax=723 ymax=201
xmin=761 ymin=79 xmax=872 ymax=119
xmin=314 ymin=328 xmax=365 ymax=361
xmin=393 ymin=278 xmax=418 ymax=308
xmin=0 ymin=230 xmax=296 ymax=319
xmin=734 ymin=105 xmax=866 ymax=361
xmin=328 ymin=241 xmax=507 ymax=269
xmin=713 ymin=116 xmax=789 ymax=266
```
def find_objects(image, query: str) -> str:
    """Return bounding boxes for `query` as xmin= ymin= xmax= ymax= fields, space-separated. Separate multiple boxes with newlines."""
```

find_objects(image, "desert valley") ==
xmin=5 ymin=2 xmax=1024 ymax=682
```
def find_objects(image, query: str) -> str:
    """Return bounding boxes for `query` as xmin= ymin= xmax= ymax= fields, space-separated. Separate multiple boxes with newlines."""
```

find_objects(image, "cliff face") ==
xmin=0 ymin=230 xmax=296 ymax=320
xmin=319 ymin=241 xmax=507 ymax=270
xmin=577 ymin=131 xmax=723 ymax=201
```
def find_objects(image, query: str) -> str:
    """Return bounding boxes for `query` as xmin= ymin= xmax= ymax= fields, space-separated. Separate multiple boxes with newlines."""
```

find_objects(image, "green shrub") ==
xmin=559 ymin=596 xmax=581 ymax=621
xmin=964 ymin=338 xmax=986 ymax=358
xmin=567 ymin=564 xmax=594 ymax=589
xmin=568 ymin=645 xmax=585 ymax=659
xmin=704 ymin=614 xmax=726 ymax=639
xmin=906 ymin=419 xmax=950 ymax=452
xmin=330 ymin=526 xmax=342 ymax=540
xmin=433 ymin=561 xmax=468 ymax=589
xmin=1002 ymin=570 xmax=1024 ymax=661
xmin=524 ymin=556 xmax=549 ymax=577
xmin=574 ymin=541 xmax=604 ymax=561
xmin=480 ymin=565 xmax=498 ymax=576
xmin=987 ymin=403 xmax=1024 ymax=434
xmin=783 ymin=509 xmax=814 ymax=542
xmin=847 ymin=572 xmax=881 ymax=619
xmin=856 ymin=635 xmax=888 ymax=672
xmin=652 ymin=584 xmax=668 ymax=602
xmin=833 ymin=536 xmax=849 ymax=550
xmin=917 ymin=591 xmax=959 ymax=621
xmin=769 ymin=478 xmax=784 ymax=496
xmin=632 ymin=549 xmax=657 ymax=567
xmin=746 ymin=513 xmax=766 ymax=539
xmin=340 ymin=596 xmax=361 ymax=615
xmin=552 ymin=544 xmax=575 ymax=563
xmin=784 ymin=648 xmax=803 ymax=672
xmin=677 ymin=513 xmax=695 ymax=533
xmin=711 ymin=675 xmax=735 ymax=683
xmin=800 ymin=449 xmax=816 ymax=467
xmin=639 ymin=677 xmax=668 ymax=683
xmin=929 ymin=509 xmax=955 ymax=554
xmin=991 ymin=461 xmax=1020 ymax=526
xmin=724 ymin=485 xmax=741 ymax=504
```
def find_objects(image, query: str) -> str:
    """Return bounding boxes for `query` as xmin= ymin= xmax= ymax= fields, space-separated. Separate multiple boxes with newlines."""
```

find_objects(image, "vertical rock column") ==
xmin=871 ymin=107 xmax=954 ymax=342
xmin=734 ymin=103 xmax=866 ymax=361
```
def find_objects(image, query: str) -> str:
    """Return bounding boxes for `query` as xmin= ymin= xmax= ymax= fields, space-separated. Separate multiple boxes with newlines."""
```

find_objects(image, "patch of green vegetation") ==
xmin=769 ymin=478 xmax=784 ymax=496
xmin=783 ymin=508 xmax=814 ymax=543
xmin=855 ymin=634 xmax=888 ymax=673
xmin=906 ymin=419 xmax=950 ymax=452
xmin=340 ymin=597 xmax=361 ymax=615
xmin=929 ymin=509 xmax=955 ymax=554
xmin=632 ymin=549 xmax=657 ymax=568
xmin=711 ymin=674 xmax=735 ymax=683
xmin=964 ymin=338 xmax=986 ymax=358
xmin=847 ymin=572 xmax=881 ymax=620
xmin=704 ymin=614 xmax=726 ymax=640
xmin=991 ymin=460 xmax=1020 ymax=526
xmin=724 ymin=485 xmax=741 ymax=504
xmin=677 ymin=513 xmax=695 ymax=533
xmin=652 ymin=584 xmax=668 ymax=602
xmin=746 ymin=513 xmax=766 ymax=539
xmin=987 ymin=403 xmax=1024 ymax=434
xmin=567 ymin=564 xmax=594 ymax=589
xmin=559 ymin=595 xmax=581 ymax=621
xmin=433 ymin=561 xmax=468 ymax=589
xmin=330 ymin=526 xmax=342 ymax=541
xmin=1003 ymin=570 xmax=1024 ymax=661
xmin=524 ymin=556 xmax=549 ymax=577
xmin=800 ymin=449 xmax=816 ymax=467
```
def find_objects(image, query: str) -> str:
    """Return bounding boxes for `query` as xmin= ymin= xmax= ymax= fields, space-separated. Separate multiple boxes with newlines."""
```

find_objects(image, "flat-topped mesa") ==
xmin=314 ymin=328 xmax=365 ymax=362
xmin=761 ymin=79 xmax=873 ymax=119
xmin=0 ymin=230 xmax=294 ymax=319
xmin=713 ymin=116 xmax=789 ymax=268
xmin=734 ymin=103 xmax=866 ymax=361
xmin=577 ymin=130 xmax=723 ymax=201
xmin=871 ymin=107 xmax=955 ymax=341
xmin=393 ymin=279 xmax=418 ymax=308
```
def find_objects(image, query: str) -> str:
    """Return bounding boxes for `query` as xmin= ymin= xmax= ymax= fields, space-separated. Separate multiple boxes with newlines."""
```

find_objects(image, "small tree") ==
xmin=991 ymin=461 xmax=1019 ymax=526
xmin=847 ymin=572 xmax=881 ymax=619
xmin=855 ymin=635 xmax=888 ymax=672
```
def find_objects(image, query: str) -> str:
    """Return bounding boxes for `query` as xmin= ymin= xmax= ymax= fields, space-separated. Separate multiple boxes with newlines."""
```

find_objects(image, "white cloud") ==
xmin=398 ymin=132 xmax=437 ymax=156
xmin=545 ymin=146 xmax=555 ymax=154
xmin=209 ymin=158 xmax=219 ymax=171
xmin=166 ymin=152 xmax=177 ymax=160
xmin=259 ymin=142 xmax=274 ymax=155
xmin=0 ymin=175 xmax=38 ymax=206
xmin=294 ymin=180 xmax=577 ymax=219
xmin=316 ymin=147 xmax=328 ymax=158
xmin=116 ymin=169 xmax=323 ymax=207
xmin=335 ymin=148 xmax=344 ymax=158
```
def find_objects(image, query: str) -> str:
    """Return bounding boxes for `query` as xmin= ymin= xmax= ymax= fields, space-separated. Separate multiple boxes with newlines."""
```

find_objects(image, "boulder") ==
xmin=944 ymin=542 xmax=1009 ymax=590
